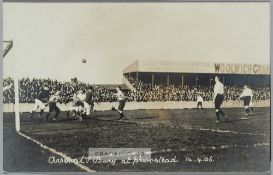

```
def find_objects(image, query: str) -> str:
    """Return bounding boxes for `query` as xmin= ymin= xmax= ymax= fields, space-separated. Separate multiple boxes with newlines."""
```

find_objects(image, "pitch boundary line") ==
xmin=17 ymin=132 xmax=96 ymax=172
xmin=94 ymin=118 xmax=146 ymax=125
xmin=182 ymin=126 xmax=268 ymax=136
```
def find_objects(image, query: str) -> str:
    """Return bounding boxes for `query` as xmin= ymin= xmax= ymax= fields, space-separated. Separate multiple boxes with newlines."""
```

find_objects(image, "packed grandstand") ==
xmin=3 ymin=60 xmax=270 ymax=104
xmin=3 ymin=76 xmax=270 ymax=104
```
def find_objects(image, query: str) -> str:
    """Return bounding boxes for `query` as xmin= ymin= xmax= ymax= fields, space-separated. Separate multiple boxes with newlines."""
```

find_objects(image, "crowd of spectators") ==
xmin=126 ymin=76 xmax=213 ymax=101
xmin=3 ymin=77 xmax=117 ymax=103
xmin=2 ymin=77 xmax=270 ymax=104
xmin=3 ymin=77 xmax=14 ymax=103
xmin=126 ymin=76 xmax=270 ymax=102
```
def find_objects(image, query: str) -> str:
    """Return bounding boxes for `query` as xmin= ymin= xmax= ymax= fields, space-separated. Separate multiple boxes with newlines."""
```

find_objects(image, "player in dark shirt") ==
xmin=45 ymin=91 xmax=61 ymax=122
xmin=78 ymin=86 xmax=94 ymax=119
xmin=85 ymin=86 xmax=94 ymax=115
xmin=30 ymin=87 xmax=50 ymax=119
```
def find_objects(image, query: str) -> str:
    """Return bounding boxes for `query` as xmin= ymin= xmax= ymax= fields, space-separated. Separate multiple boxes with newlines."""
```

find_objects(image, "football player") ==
xmin=196 ymin=94 xmax=204 ymax=110
xmin=84 ymin=86 xmax=95 ymax=116
xmin=239 ymin=85 xmax=253 ymax=116
xmin=213 ymin=76 xmax=228 ymax=123
xmin=30 ymin=86 xmax=50 ymax=119
xmin=45 ymin=91 xmax=61 ymax=122
xmin=66 ymin=90 xmax=85 ymax=121
xmin=112 ymin=86 xmax=128 ymax=120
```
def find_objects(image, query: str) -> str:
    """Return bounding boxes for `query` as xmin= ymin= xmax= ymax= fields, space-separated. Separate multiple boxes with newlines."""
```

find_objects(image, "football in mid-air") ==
xmin=82 ymin=59 xmax=86 ymax=63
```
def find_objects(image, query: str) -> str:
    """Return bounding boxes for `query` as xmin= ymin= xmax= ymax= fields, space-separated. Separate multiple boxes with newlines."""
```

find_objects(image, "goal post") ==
xmin=3 ymin=40 xmax=20 ymax=132
xmin=14 ymin=71 xmax=20 ymax=132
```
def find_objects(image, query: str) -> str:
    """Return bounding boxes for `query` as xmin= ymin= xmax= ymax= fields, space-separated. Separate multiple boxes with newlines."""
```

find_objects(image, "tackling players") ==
xmin=66 ymin=90 xmax=85 ymax=121
xmin=66 ymin=87 xmax=94 ymax=121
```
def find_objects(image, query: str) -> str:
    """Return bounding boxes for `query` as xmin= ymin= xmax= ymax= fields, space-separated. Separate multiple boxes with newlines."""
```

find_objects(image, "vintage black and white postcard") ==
xmin=2 ymin=1 xmax=271 ymax=174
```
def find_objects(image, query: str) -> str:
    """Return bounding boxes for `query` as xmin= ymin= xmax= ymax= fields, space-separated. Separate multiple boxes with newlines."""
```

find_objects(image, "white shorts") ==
xmin=33 ymin=99 xmax=46 ymax=111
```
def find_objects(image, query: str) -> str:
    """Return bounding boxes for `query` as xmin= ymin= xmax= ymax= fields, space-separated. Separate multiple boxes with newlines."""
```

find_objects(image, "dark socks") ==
xmin=66 ymin=111 xmax=70 ymax=118
xmin=118 ymin=112 xmax=123 ymax=119
xmin=45 ymin=113 xmax=50 ymax=121
xmin=218 ymin=109 xmax=225 ymax=116
xmin=30 ymin=111 xmax=34 ymax=118
xmin=245 ymin=108 xmax=250 ymax=114
xmin=118 ymin=112 xmax=126 ymax=120
xmin=40 ymin=109 xmax=44 ymax=117
xmin=54 ymin=111 xmax=60 ymax=118
xmin=216 ymin=112 xmax=220 ymax=120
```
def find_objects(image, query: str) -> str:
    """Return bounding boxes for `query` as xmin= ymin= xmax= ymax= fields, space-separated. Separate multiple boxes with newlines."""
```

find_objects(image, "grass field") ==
xmin=3 ymin=107 xmax=271 ymax=172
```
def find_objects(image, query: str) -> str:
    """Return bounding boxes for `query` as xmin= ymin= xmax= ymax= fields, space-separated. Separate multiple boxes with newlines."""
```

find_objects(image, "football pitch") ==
xmin=3 ymin=107 xmax=271 ymax=172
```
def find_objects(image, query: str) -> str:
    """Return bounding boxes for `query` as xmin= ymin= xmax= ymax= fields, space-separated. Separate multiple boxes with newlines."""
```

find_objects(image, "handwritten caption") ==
xmin=48 ymin=155 xmax=215 ymax=165
xmin=185 ymin=156 xmax=215 ymax=163
xmin=48 ymin=156 xmax=178 ymax=165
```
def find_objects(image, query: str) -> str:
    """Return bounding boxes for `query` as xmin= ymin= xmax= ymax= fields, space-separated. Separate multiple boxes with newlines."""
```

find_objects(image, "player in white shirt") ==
xmin=45 ymin=91 xmax=61 ymax=122
xmin=66 ymin=94 xmax=81 ymax=119
xmin=77 ymin=89 xmax=93 ymax=118
xmin=112 ymin=86 xmax=128 ymax=120
xmin=66 ymin=90 xmax=86 ymax=121
xmin=76 ymin=90 xmax=86 ymax=101
xmin=239 ymin=85 xmax=253 ymax=116
xmin=213 ymin=76 xmax=228 ymax=123
xmin=196 ymin=94 xmax=204 ymax=110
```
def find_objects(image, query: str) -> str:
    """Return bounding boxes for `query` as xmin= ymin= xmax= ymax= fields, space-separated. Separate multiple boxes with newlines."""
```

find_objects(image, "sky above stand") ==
xmin=3 ymin=2 xmax=269 ymax=84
